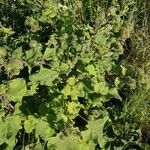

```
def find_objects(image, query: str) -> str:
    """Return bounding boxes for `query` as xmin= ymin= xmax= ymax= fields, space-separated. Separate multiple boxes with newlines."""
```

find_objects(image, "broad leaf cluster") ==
xmin=0 ymin=0 xmax=146 ymax=149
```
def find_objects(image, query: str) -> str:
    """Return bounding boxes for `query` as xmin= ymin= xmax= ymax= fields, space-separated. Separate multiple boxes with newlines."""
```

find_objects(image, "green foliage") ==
xmin=0 ymin=0 xmax=149 ymax=149
xmin=0 ymin=115 xmax=22 ymax=149
xmin=8 ymin=78 xmax=27 ymax=102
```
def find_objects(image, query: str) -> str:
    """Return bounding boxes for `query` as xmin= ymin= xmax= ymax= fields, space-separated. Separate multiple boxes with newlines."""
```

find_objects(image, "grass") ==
xmin=121 ymin=0 xmax=150 ymax=146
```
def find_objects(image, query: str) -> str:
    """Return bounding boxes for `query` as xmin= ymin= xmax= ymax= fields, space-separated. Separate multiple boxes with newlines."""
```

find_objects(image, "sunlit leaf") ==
xmin=29 ymin=67 xmax=58 ymax=86
xmin=8 ymin=78 xmax=27 ymax=102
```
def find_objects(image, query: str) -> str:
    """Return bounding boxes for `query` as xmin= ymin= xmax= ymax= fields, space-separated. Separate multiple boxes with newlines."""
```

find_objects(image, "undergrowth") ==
xmin=0 ymin=0 xmax=149 ymax=149
xmin=121 ymin=0 xmax=150 ymax=147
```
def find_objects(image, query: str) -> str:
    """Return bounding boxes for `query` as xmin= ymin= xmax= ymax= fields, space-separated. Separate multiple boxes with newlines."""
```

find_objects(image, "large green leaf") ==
xmin=82 ymin=116 xmax=109 ymax=144
xmin=86 ymin=64 xmax=96 ymax=76
xmin=59 ymin=63 xmax=70 ymax=73
xmin=48 ymin=135 xmax=90 ymax=150
xmin=94 ymin=82 xmax=109 ymax=95
xmin=43 ymin=47 xmax=56 ymax=60
xmin=26 ymin=41 xmax=42 ymax=64
xmin=0 ymin=115 xmax=22 ymax=147
xmin=24 ymin=115 xmax=38 ymax=133
xmin=35 ymin=119 xmax=54 ymax=140
xmin=8 ymin=78 xmax=27 ymax=102
xmin=6 ymin=59 xmax=24 ymax=77
xmin=29 ymin=67 xmax=59 ymax=86
xmin=108 ymin=87 xmax=121 ymax=99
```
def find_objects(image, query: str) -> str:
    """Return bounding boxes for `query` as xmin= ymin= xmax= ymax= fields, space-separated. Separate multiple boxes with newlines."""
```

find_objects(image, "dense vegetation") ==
xmin=0 ymin=0 xmax=149 ymax=149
